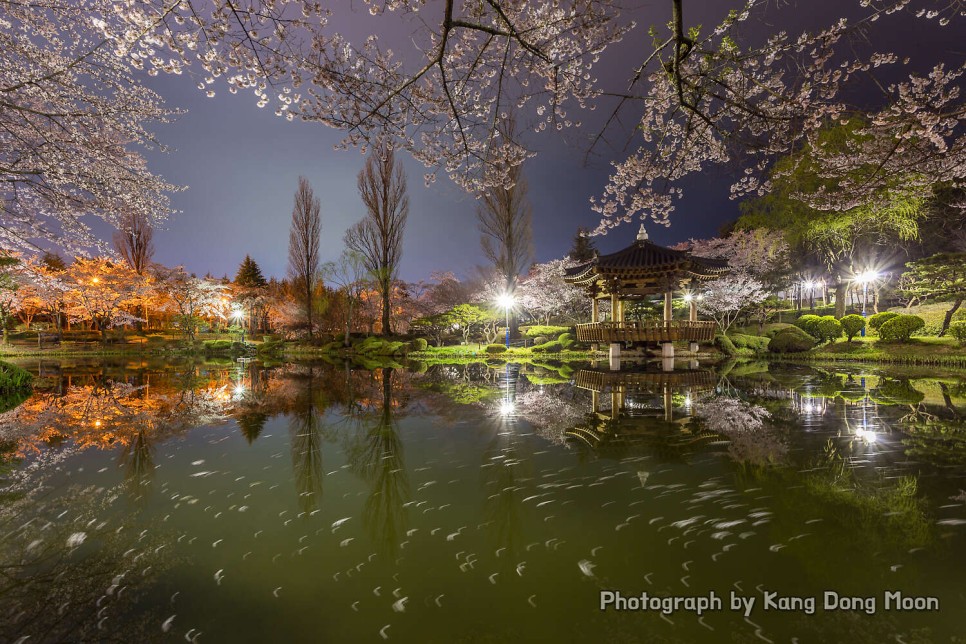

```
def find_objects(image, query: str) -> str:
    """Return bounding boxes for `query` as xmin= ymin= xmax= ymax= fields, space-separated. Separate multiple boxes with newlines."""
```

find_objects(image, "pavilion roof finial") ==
xmin=637 ymin=223 xmax=648 ymax=242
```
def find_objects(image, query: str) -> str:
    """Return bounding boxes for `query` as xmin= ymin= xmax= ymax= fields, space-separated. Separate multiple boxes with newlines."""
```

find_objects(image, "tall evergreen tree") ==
xmin=235 ymin=255 xmax=267 ymax=288
xmin=568 ymin=227 xmax=597 ymax=263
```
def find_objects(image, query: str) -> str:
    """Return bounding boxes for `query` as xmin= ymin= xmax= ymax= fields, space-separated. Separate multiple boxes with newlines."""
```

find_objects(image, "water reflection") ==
xmin=565 ymin=368 xmax=721 ymax=461
xmin=0 ymin=358 xmax=963 ymax=643
xmin=348 ymin=367 xmax=410 ymax=558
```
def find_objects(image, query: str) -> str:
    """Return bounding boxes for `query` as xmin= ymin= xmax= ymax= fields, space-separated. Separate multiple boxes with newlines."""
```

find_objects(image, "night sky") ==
xmin=135 ymin=1 xmax=959 ymax=283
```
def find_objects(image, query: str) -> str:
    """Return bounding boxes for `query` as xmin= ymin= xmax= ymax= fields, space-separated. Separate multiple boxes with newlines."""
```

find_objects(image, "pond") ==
xmin=1 ymin=357 xmax=965 ymax=643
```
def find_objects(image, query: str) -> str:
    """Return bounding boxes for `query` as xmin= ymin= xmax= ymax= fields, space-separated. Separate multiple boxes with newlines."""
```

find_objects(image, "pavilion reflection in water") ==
xmin=566 ymin=367 xmax=720 ymax=459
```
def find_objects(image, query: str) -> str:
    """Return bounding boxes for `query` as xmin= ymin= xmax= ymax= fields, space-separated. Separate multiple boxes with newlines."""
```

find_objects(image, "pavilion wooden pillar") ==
xmin=610 ymin=291 xmax=619 ymax=323
xmin=663 ymin=290 xmax=673 ymax=323
xmin=689 ymin=300 xmax=697 ymax=322
xmin=591 ymin=297 xmax=599 ymax=324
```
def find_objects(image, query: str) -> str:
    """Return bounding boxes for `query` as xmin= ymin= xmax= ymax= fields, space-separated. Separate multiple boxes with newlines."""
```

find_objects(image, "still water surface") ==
xmin=1 ymin=357 xmax=964 ymax=642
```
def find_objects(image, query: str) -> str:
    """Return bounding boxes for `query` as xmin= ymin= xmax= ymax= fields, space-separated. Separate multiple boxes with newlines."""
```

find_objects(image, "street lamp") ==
xmin=497 ymin=292 xmax=514 ymax=348
xmin=854 ymin=270 xmax=879 ymax=337
xmin=231 ymin=307 xmax=246 ymax=343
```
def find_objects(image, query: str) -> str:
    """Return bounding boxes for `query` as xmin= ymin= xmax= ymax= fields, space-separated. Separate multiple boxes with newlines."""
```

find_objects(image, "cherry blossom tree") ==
xmin=64 ymin=258 xmax=149 ymax=342
xmin=1 ymin=2 xmax=177 ymax=253
xmin=591 ymin=1 xmax=965 ymax=233
xmin=5 ymin=0 xmax=962 ymax=246
xmin=698 ymin=272 xmax=766 ymax=333
xmin=676 ymin=229 xmax=789 ymax=282
xmin=159 ymin=267 xmax=228 ymax=340
xmin=518 ymin=258 xmax=590 ymax=323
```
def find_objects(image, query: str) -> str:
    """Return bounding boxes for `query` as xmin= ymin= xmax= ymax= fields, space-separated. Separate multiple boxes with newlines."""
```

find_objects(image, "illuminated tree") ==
xmin=347 ymin=142 xmax=409 ymax=336
xmin=113 ymin=212 xmax=155 ymax=275
xmin=1 ymin=3 xmax=176 ymax=253
xmin=160 ymin=267 xmax=228 ymax=340
xmin=898 ymin=252 xmax=966 ymax=336
xmin=324 ymin=249 xmax=369 ymax=348
xmin=477 ymin=119 xmax=533 ymax=294
xmin=288 ymin=177 xmax=322 ymax=338
xmin=64 ymin=258 xmax=148 ymax=342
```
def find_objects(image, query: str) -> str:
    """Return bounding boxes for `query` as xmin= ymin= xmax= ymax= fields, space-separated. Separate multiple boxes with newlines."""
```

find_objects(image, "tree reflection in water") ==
xmin=346 ymin=368 xmax=410 ymax=559
xmin=288 ymin=365 xmax=328 ymax=514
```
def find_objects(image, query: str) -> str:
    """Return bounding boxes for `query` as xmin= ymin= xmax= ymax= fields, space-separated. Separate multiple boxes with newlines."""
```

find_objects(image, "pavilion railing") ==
xmin=575 ymin=320 xmax=718 ymax=344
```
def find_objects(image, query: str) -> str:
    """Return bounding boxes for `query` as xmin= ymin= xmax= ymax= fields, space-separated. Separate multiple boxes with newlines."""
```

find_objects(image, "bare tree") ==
xmin=324 ymin=248 xmax=368 ymax=348
xmin=113 ymin=212 xmax=155 ymax=275
xmin=288 ymin=176 xmax=322 ymax=338
xmin=477 ymin=153 xmax=533 ymax=294
xmin=347 ymin=143 xmax=409 ymax=336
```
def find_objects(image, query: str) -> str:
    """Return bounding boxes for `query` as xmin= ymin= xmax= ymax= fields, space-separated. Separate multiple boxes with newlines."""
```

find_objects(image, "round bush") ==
xmin=877 ymin=314 xmax=925 ymax=342
xmin=950 ymin=321 xmax=966 ymax=346
xmin=839 ymin=314 xmax=866 ymax=341
xmin=557 ymin=332 xmax=574 ymax=343
xmin=411 ymin=337 xmax=428 ymax=351
xmin=813 ymin=316 xmax=843 ymax=343
xmin=868 ymin=311 xmax=899 ymax=333
xmin=794 ymin=314 xmax=821 ymax=337
xmin=768 ymin=328 xmax=818 ymax=353
xmin=532 ymin=335 xmax=548 ymax=345
xmin=485 ymin=344 xmax=508 ymax=354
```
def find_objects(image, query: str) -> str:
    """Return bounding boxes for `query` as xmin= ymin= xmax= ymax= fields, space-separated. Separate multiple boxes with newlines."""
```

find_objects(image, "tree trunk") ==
xmin=834 ymin=281 xmax=847 ymax=318
xmin=381 ymin=286 xmax=391 ymax=336
xmin=939 ymin=297 xmax=963 ymax=337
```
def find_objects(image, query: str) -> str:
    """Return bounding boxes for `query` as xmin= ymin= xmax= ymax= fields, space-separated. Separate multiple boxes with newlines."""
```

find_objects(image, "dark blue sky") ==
xmin=135 ymin=0 xmax=955 ymax=283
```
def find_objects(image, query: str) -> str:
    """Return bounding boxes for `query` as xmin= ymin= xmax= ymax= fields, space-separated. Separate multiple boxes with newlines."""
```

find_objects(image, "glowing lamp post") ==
xmin=497 ymin=292 xmax=514 ymax=348
xmin=231 ymin=307 xmax=246 ymax=343
xmin=855 ymin=270 xmax=879 ymax=337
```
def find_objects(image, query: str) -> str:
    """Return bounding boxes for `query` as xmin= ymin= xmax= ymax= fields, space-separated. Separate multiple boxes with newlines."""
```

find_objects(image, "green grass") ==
xmin=776 ymin=335 xmax=966 ymax=366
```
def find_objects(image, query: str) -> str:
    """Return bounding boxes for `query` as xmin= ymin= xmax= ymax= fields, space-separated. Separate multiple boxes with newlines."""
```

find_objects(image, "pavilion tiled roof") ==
xmin=564 ymin=239 xmax=728 ymax=282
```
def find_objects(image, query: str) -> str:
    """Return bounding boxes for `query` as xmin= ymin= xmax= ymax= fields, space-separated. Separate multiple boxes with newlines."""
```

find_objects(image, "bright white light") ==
xmin=231 ymin=308 xmax=245 ymax=322
xmin=497 ymin=293 xmax=514 ymax=310
xmin=683 ymin=294 xmax=693 ymax=302
xmin=855 ymin=270 xmax=879 ymax=284
xmin=855 ymin=427 xmax=878 ymax=443
xmin=498 ymin=400 xmax=515 ymax=416
xmin=803 ymin=281 xmax=815 ymax=290
xmin=233 ymin=384 xmax=247 ymax=397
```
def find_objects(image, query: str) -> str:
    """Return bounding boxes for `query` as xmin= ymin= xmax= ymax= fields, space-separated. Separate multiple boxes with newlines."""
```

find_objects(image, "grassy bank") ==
xmin=775 ymin=336 xmax=966 ymax=366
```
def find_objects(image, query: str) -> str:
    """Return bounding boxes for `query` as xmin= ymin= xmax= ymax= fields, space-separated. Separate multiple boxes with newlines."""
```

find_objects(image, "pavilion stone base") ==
xmin=661 ymin=342 xmax=674 ymax=359
xmin=609 ymin=343 xmax=621 ymax=360
xmin=689 ymin=342 xmax=699 ymax=353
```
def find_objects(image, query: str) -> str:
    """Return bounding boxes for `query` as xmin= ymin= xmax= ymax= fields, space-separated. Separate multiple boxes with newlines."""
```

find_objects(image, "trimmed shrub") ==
xmin=794 ymin=314 xmax=821 ymax=337
xmin=485 ymin=344 xmax=508 ymax=354
xmin=878 ymin=315 xmax=925 ymax=342
xmin=950 ymin=321 xmax=966 ymax=346
xmin=532 ymin=336 xmax=549 ymax=345
xmin=532 ymin=341 xmax=563 ymax=354
xmin=558 ymin=332 xmax=574 ymax=343
xmin=764 ymin=323 xmax=797 ymax=338
xmin=813 ymin=316 xmax=843 ymax=343
xmin=411 ymin=337 xmax=428 ymax=351
xmin=868 ymin=311 xmax=899 ymax=333
xmin=524 ymin=325 xmax=570 ymax=338
xmin=715 ymin=334 xmax=737 ymax=356
xmin=729 ymin=334 xmax=770 ymax=352
xmin=203 ymin=339 xmax=233 ymax=352
xmin=768 ymin=327 xmax=818 ymax=353
xmin=839 ymin=314 xmax=866 ymax=341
